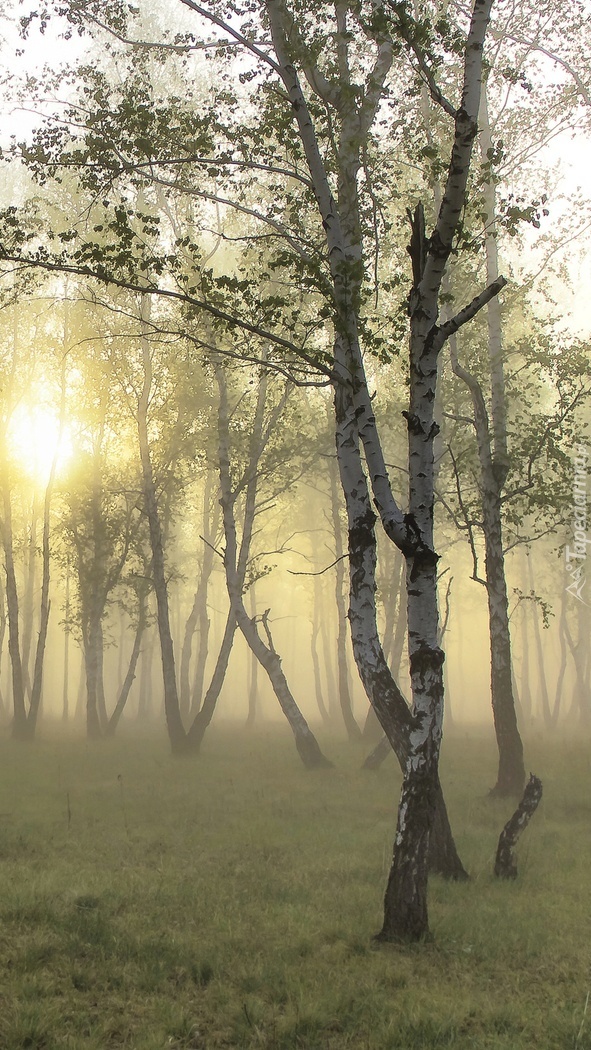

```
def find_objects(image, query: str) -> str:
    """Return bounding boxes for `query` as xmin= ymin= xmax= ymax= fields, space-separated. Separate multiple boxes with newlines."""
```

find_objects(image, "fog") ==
xmin=1 ymin=442 xmax=585 ymax=739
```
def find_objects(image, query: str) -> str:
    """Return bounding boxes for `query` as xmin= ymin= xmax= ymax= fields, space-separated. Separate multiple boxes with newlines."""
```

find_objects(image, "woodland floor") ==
xmin=0 ymin=722 xmax=588 ymax=1049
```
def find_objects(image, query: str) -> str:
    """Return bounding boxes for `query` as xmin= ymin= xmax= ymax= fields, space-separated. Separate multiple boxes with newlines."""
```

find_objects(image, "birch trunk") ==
xmin=182 ymin=476 xmax=220 ymax=720
xmin=84 ymin=610 xmax=103 ymax=739
xmin=137 ymin=295 xmax=186 ymax=753
xmin=216 ymin=361 xmax=331 ymax=769
xmin=319 ymin=608 xmax=339 ymax=721
xmin=185 ymin=609 xmax=238 ymax=749
xmin=180 ymin=588 xmax=202 ymax=721
xmin=329 ymin=451 xmax=361 ymax=741
xmin=311 ymin=572 xmax=331 ymax=726
xmin=21 ymin=494 xmax=38 ymax=700
xmin=265 ymin=0 xmax=498 ymax=933
xmin=245 ymin=585 xmax=258 ymax=728
xmin=482 ymin=487 xmax=525 ymax=794
xmin=26 ymin=489 xmax=52 ymax=735
xmin=1 ymin=482 xmax=27 ymax=739
xmin=27 ymin=360 xmax=66 ymax=736
xmin=0 ymin=575 xmax=7 ymax=721
xmin=62 ymin=563 xmax=70 ymax=722
xmin=105 ymin=593 xmax=147 ymax=736
xmin=137 ymin=628 xmax=154 ymax=722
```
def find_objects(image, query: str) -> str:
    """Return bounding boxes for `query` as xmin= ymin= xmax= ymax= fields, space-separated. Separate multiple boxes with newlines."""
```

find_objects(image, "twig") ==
xmin=199 ymin=533 xmax=225 ymax=561
xmin=288 ymin=553 xmax=349 ymax=576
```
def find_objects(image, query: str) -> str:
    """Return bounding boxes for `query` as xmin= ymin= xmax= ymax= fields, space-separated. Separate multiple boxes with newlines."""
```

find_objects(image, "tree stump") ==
xmin=494 ymin=773 xmax=543 ymax=879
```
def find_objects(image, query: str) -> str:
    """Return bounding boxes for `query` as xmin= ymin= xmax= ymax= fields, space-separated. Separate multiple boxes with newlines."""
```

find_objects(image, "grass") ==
xmin=0 ymin=722 xmax=589 ymax=1049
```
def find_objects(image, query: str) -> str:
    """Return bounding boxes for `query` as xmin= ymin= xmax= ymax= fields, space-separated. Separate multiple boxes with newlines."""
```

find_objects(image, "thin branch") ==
xmin=502 ymin=33 xmax=591 ymax=106
xmin=0 ymin=252 xmax=336 ymax=380
xmin=441 ymin=409 xmax=476 ymax=429
xmin=432 ymin=276 xmax=508 ymax=351
xmin=288 ymin=553 xmax=349 ymax=576
xmin=199 ymin=533 xmax=224 ymax=561
xmin=179 ymin=0 xmax=281 ymax=73
xmin=448 ymin=443 xmax=487 ymax=587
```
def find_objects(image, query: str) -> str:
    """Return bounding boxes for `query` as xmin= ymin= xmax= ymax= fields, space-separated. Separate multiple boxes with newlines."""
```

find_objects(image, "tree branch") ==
xmin=431 ymin=275 xmax=507 ymax=351
xmin=0 ymin=251 xmax=335 ymax=380
xmin=288 ymin=553 xmax=349 ymax=576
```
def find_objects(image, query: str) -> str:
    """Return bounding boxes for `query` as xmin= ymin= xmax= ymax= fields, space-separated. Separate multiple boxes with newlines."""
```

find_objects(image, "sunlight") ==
xmin=7 ymin=403 xmax=74 ymax=486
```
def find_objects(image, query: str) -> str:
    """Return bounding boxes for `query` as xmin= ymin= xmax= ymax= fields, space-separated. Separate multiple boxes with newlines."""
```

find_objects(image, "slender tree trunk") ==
xmin=329 ymin=452 xmax=361 ymax=740
xmin=0 ymin=574 xmax=7 ymax=722
xmin=62 ymin=561 xmax=70 ymax=722
xmin=106 ymin=593 xmax=147 ymax=736
xmin=245 ymin=585 xmax=258 ymax=728
xmin=185 ymin=608 xmax=238 ymax=749
xmin=215 ymin=361 xmax=331 ymax=768
xmin=241 ymin=603 xmax=333 ymax=768
xmin=377 ymin=248 xmax=448 ymax=940
xmin=180 ymin=586 xmax=201 ymax=722
xmin=311 ymin=573 xmax=331 ymax=726
xmin=575 ymin=599 xmax=590 ymax=724
xmin=526 ymin=555 xmax=553 ymax=728
xmin=478 ymin=88 xmax=525 ymax=793
xmin=182 ymin=476 xmax=219 ymax=721
xmin=450 ymin=302 xmax=525 ymax=793
xmin=519 ymin=587 xmax=532 ymax=724
xmin=189 ymin=570 xmax=213 ymax=719
xmin=74 ymin=652 xmax=86 ymax=722
xmin=137 ymin=295 xmax=186 ymax=753
xmin=116 ymin=604 xmax=126 ymax=695
xmin=319 ymin=609 xmax=339 ymax=721
xmin=84 ymin=611 xmax=104 ymax=739
xmin=21 ymin=493 xmax=38 ymax=701
xmin=2 ymin=485 xmax=27 ymax=739
xmin=363 ymin=551 xmax=407 ymax=750
xmin=137 ymin=628 xmax=154 ymax=722
xmin=551 ymin=588 xmax=568 ymax=729
xmin=482 ymin=493 xmax=525 ymax=795
xmin=27 ymin=363 xmax=65 ymax=737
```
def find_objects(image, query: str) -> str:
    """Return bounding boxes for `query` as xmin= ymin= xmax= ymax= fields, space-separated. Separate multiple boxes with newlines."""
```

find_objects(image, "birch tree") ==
xmin=1 ymin=0 xmax=527 ymax=938
xmin=214 ymin=360 xmax=332 ymax=767
xmin=438 ymin=0 xmax=591 ymax=793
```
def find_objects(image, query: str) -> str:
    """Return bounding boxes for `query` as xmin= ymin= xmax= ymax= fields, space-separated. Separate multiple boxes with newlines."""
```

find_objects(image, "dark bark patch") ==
xmin=409 ymin=644 xmax=445 ymax=679
xmin=402 ymin=410 xmax=423 ymax=435
xmin=409 ymin=546 xmax=439 ymax=582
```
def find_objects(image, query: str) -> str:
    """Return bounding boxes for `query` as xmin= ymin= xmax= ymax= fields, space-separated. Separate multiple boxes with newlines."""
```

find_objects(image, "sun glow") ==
xmin=7 ymin=403 xmax=74 ymax=486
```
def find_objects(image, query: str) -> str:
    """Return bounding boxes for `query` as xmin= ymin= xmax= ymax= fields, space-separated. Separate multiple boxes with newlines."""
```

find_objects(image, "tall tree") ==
xmin=1 ymin=0 xmax=560 ymax=938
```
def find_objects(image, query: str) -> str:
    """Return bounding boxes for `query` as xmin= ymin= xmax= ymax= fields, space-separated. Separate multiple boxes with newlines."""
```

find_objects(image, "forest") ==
xmin=0 ymin=0 xmax=589 ymax=1047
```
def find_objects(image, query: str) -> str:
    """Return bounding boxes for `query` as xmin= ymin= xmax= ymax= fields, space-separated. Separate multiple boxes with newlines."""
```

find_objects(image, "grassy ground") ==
xmin=0 ymin=723 xmax=589 ymax=1049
